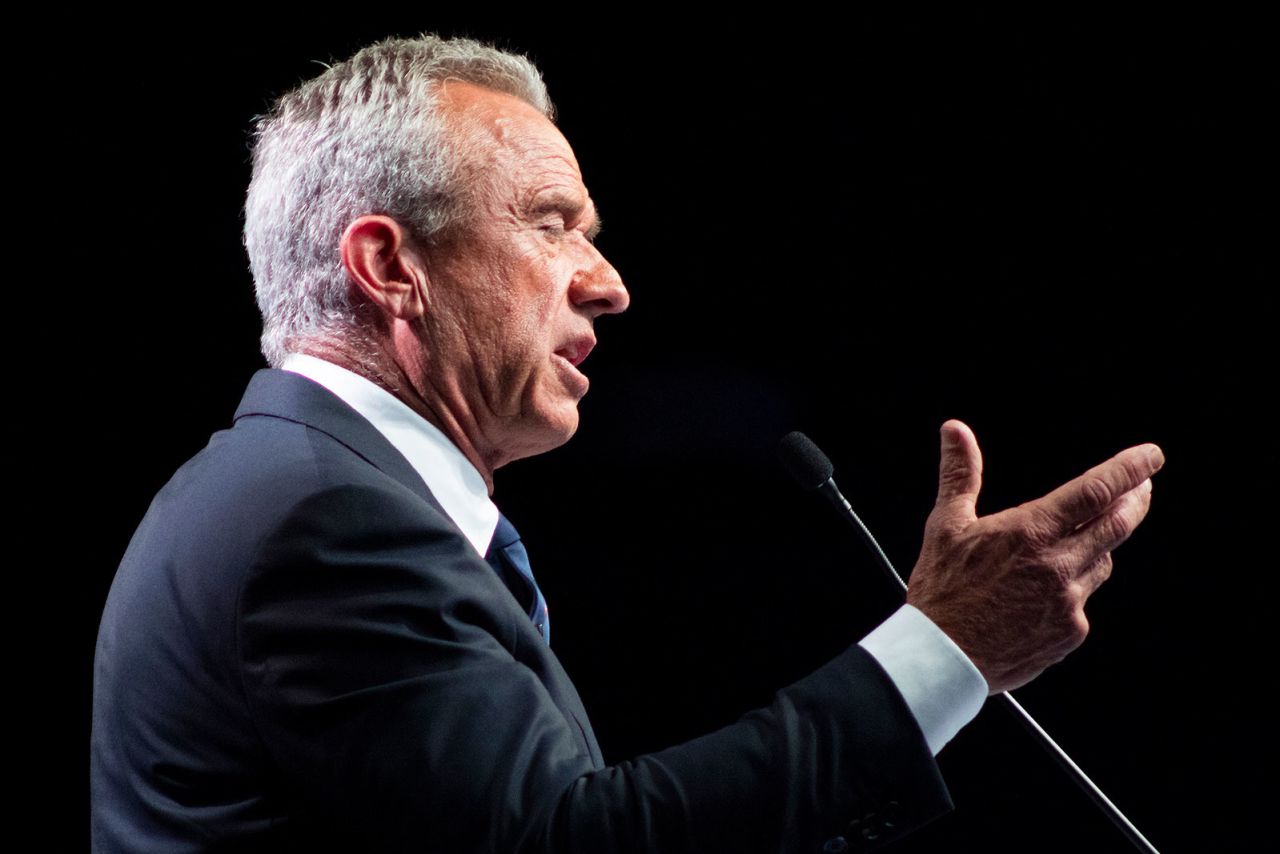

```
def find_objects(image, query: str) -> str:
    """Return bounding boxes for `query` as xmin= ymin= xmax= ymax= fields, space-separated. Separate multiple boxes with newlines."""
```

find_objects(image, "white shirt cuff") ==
xmin=858 ymin=603 xmax=988 ymax=755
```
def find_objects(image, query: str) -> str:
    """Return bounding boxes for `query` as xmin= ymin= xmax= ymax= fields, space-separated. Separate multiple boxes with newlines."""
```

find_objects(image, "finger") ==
xmin=1030 ymin=443 xmax=1163 ymax=539
xmin=1075 ymin=552 xmax=1114 ymax=599
xmin=934 ymin=420 xmax=983 ymax=527
xmin=1060 ymin=478 xmax=1153 ymax=568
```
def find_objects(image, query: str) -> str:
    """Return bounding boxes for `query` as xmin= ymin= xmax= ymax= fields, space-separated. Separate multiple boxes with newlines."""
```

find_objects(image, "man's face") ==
xmin=416 ymin=82 xmax=629 ymax=468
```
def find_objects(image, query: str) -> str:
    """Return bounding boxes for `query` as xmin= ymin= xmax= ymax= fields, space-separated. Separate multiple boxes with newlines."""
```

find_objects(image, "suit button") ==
xmin=822 ymin=837 xmax=848 ymax=853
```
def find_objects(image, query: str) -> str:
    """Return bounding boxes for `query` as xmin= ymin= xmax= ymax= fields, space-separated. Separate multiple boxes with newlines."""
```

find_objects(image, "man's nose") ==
xmin=571 ymin=254 xmax=630 ymax=317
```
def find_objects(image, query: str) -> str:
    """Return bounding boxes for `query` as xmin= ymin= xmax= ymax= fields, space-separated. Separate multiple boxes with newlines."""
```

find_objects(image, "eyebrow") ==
xmin=585 ymin=210 xmax=603 ymax=241
xmin=529 ymin=190 xmax=603 ymax=241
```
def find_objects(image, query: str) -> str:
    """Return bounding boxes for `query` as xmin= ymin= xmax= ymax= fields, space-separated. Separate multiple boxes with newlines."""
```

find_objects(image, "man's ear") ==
xmin=339 ymin=215 xmax=429 ymax=320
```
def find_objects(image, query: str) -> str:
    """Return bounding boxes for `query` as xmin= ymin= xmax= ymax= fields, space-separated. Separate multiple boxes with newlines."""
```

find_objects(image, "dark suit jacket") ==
xmin=91 ymin=368 xmax=953 ymax=852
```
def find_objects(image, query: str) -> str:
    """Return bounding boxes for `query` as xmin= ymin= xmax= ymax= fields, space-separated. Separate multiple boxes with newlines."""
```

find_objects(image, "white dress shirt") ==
xmin=280 ymin=353 xmax=988 ymax=754
xmin=281 ymin=353 xmax=499 ymax=557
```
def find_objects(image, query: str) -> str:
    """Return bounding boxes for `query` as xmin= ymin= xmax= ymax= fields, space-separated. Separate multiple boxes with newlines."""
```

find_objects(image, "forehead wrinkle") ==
xmin=490 ymin=132 xmax=585 ymax=212
xmin=490 ymin=110 xmax=578 ymax=165
xmin=518 ymin=178 xmax=593 ymax=224
xmin=448 ymin=91 xmax=567 ymax=178
xmin=441 ymin=83 xmax=595 ymax=238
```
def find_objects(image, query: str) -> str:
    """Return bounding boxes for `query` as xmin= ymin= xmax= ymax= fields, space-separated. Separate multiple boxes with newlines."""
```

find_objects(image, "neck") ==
xmin=297 ymin=338 xmax=501 ymax=495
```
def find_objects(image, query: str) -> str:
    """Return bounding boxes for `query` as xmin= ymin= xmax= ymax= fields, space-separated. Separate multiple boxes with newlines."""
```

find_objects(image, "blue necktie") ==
xmin=486 ymin=513 xmax=550 ymax=645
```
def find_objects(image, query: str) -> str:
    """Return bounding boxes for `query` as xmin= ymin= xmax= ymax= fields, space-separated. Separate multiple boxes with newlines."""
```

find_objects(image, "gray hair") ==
xmin=243 ymin=34 xmax=554 ymax=367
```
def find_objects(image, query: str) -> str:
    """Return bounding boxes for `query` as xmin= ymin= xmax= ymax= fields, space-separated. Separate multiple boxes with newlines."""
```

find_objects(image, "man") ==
xmin=91 ymin=34 xmax=1161 ymax=852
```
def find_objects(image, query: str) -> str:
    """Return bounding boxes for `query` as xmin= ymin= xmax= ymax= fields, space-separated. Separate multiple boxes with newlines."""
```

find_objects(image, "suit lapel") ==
xmin=231 ymin=368 xmax=602 ymax=764
xmin=233 ymin=369 xmax=441 ymax=512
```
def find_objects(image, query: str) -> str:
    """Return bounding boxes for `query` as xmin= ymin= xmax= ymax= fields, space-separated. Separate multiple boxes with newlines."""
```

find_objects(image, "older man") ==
xmin=91 ymin=34 xmax=1161 ymax=852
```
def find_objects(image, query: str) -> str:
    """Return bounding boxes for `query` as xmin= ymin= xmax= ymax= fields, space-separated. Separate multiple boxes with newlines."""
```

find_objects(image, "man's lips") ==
xmin=554 ymin=336 xmax=596 ymax=367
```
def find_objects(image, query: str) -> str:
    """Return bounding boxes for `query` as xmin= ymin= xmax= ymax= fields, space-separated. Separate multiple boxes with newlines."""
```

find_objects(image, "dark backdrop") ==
xmin=69 ymin=11 xmax=1273 ymax=853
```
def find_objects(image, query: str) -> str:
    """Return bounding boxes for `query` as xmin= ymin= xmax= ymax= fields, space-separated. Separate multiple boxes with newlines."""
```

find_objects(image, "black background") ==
xmin=66 ymin=10 xmax=1273 ymax=852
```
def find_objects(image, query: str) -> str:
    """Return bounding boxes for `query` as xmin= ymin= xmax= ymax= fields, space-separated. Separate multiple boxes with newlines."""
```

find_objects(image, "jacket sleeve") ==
xmin=238 ymin=481 xmax=952 ymax=853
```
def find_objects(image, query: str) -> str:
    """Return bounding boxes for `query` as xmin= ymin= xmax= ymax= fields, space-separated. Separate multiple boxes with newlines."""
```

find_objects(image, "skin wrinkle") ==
xmin=340 ymin=80 xmax=628 ymax=491
xmin=910 ymin=506 xmax=1084 ymax=689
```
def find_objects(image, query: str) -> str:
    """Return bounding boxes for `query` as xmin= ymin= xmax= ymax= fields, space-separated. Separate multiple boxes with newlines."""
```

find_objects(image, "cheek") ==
xmin=511 ymin=264 xmax=569 ymax=354
xmin=522 ymin=256 xmax=568 ymax=321
xmin=476 ymin=250 xmax=570 ymax=395
xmin=484 ymin=311 xmax=548 ymax=404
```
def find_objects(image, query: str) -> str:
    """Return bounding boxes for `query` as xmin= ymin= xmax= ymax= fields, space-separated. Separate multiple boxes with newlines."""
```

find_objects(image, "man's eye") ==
xmin=539 ymin=221 xmax=566 ymax=240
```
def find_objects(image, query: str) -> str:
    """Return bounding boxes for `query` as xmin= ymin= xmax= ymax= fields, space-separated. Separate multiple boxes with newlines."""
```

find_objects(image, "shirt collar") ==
xmin=280 ymin=353 xmax=499 ymax=557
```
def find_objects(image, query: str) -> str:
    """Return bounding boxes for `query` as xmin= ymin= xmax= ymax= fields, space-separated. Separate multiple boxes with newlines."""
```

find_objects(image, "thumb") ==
xmin=935 ymin=419 xmax=983 ymax=525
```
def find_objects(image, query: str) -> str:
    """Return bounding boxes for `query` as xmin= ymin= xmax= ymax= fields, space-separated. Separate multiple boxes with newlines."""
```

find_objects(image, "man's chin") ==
xmin=541 ymin=408 xmax=580 ymax=451
xmin=499 ymin=408 xmax=579 ymax=466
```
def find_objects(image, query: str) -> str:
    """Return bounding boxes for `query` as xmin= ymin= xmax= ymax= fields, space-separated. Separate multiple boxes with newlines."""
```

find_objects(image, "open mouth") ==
xmin=554 ymin=338 xmax=595 ymax=367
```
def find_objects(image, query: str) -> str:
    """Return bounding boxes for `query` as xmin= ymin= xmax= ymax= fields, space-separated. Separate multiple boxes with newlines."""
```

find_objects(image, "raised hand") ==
xmin=905 ymin=420 xmax=1163 ymax=694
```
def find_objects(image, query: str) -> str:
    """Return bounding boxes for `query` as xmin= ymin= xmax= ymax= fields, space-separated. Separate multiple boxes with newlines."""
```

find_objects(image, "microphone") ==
xmin=778 ymin=431 xmax=1161 ymax=854
xmin=776 ymin=431 xmax=833 ymax=488
xmin=777 ymin=432 xmax=907 ymax=591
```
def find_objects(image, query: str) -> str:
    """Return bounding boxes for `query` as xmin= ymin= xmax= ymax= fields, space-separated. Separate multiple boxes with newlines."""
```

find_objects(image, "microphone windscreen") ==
xmin=778 ymin=431 xmax=834 ymax=490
